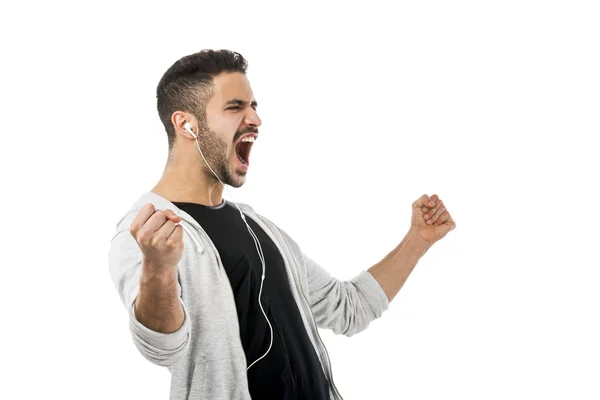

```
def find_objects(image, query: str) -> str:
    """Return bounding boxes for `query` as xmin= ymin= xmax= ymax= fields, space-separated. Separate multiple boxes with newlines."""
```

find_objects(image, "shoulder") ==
xmin=235 ymin=201 xmax=303 ymax=254
xmin=114 ymin=191 xmax=177 ymax=232
xmin=235 ymin=202 xmax=278 ymax=231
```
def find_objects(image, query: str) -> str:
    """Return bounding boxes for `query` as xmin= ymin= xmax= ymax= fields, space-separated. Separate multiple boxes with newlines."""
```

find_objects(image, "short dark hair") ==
xmin=156 ymin=49 xmax=248 ymax=149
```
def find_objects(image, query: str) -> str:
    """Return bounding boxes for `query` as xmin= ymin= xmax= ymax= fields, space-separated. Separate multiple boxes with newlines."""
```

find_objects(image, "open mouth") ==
xmin=234 ymin=134 xmax=257 ymax=166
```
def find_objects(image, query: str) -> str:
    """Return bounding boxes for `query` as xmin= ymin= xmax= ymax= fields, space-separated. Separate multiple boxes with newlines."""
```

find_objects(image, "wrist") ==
xmin=401 ymin=228 xmax=432 ymax=258
xmin=141 ymin=258 xmax=177 ymax=283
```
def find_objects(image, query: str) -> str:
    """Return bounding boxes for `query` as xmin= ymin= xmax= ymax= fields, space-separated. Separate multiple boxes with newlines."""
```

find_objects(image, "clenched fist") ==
xmin=129 ymin=203 xmax=184 ymax=269
xmin=411 ymin=194 xmax=456 ymax=244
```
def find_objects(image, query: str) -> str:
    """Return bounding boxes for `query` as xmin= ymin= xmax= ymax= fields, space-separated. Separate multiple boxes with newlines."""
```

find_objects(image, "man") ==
xmin=108 ymin=49 xmax=456 ymax=400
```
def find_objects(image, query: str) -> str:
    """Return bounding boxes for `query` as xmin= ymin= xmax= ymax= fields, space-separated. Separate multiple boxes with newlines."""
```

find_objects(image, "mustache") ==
xmin=233 ymin=128 xmax=258 ymax=143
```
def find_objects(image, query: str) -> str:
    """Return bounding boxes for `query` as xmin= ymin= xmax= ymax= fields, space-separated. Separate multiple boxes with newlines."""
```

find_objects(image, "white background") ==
xmin=1 ymin=1 xmax=599 ymax=399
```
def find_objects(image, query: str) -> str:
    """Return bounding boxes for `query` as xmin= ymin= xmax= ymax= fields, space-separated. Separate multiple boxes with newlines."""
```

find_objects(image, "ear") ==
xmin=172 ymin=111 xmax=197 ymax=140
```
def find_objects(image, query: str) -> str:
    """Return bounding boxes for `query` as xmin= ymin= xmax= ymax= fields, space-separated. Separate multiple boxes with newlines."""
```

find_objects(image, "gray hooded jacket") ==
xmin=108 ymin=191 xmax=389 ymax=399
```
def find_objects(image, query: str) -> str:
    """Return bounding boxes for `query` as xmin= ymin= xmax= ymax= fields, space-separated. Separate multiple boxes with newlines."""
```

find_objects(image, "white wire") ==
xmin=194 ymin=138 xmax=273 ymax=371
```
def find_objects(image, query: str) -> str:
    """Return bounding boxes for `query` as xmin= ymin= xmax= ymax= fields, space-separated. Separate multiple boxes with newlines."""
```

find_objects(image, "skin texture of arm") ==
xmin=367 ymin=229 xmax=430 ymax=303
xmin=134 ymin=260 xmax=185 ymax=333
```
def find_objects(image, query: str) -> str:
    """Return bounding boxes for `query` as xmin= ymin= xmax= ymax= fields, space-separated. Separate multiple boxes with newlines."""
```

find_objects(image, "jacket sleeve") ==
xmin=108 ymin=217 xmax=191 ymax=367
xmin=278 ymin=228 xmax=390 ymax=337
xmin=303 ymin=252 xmax=390 ymax=336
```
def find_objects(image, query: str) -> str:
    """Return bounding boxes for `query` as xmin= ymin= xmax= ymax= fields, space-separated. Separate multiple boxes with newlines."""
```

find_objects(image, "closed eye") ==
xmin=225 ymin=99 xmax=258 ymax=111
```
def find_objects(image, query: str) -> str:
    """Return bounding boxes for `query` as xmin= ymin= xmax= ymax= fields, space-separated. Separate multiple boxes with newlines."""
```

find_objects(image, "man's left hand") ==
xmin=410 ymin=194 xmax=456 ymax=245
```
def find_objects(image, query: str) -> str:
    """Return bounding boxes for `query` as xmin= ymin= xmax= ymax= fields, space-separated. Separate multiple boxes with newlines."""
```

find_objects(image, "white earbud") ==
xmin=184 ymin=122 xmax=197 ymax=139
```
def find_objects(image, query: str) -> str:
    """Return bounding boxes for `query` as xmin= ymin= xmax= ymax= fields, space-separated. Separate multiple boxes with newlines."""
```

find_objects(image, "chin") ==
xmin=224 ymin=159 xmax=249 ymax=188
xmin=229 ymin=180 xmax=245 ymax=188
xmin=227 ymin=172 xmax=247 ymax=188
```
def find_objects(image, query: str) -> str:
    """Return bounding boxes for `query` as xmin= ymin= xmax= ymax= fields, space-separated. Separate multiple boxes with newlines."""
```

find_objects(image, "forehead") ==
xmin=209 ymin=72 xmax=255 ymax=103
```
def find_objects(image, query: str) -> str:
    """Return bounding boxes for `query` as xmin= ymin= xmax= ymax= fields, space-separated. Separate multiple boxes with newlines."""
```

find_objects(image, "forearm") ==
xmin=134 ymin=259 xmax=184 ymax=334
xmin=367 ymin=229 xmax=431 ymax=303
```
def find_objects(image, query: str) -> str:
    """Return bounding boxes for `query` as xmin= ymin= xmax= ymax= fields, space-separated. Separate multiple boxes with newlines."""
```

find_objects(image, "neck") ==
xmin=152 ymin=151 xmax=224 ymax=207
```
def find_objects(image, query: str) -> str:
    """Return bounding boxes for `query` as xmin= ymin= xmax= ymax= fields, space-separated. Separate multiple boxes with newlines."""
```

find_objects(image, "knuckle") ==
xmin=137 ymin=230 xmax=149 ymax=244
xmin=149 ymin=235 xmax=161 ymax=248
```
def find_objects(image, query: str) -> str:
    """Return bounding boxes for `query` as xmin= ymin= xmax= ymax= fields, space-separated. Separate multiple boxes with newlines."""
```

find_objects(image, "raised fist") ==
xmin=411 ymin=194 xmax=456 ymax=244
xmin=129 ymin=203 xmax=184 ymax=269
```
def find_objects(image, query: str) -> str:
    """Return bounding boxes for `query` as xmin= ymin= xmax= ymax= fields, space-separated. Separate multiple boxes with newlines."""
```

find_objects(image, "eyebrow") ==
xmin=225 ymin=99 xmax=258 ymax=108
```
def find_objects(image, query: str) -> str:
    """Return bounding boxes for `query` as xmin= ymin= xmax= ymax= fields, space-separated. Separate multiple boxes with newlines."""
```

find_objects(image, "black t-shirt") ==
xmin=174 ymin=200 xmax=330 ymax=400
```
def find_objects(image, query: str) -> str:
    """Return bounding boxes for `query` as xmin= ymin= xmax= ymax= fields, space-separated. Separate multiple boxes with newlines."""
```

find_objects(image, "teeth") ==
xmin=241 ymin=137 xmax=255 ymax=143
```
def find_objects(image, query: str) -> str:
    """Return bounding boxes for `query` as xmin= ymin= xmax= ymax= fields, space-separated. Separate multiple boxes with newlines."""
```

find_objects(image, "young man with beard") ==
xmin=109 ymin=49 xmax=456 ymax=400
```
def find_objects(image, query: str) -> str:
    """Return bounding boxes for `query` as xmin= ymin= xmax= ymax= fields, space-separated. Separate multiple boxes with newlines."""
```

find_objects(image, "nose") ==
xmin=244 ymin=107 xmax=262 ymax=128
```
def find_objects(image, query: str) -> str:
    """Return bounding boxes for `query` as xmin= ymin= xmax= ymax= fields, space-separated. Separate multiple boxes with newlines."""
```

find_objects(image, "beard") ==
xmin=195 ymin=122 xmax=252 ymax=188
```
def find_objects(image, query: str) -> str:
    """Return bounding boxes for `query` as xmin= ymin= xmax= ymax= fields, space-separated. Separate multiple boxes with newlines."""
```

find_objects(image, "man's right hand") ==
xmin=129 ymin=203 xmax=184 ymax=270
